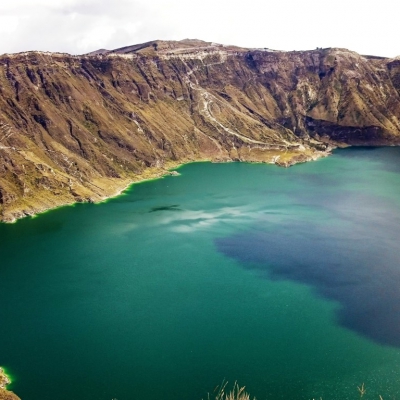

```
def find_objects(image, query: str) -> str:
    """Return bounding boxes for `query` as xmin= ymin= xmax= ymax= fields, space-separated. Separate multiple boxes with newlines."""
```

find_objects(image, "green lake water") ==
xmin=1 ymin=147 xmax=400 ymax=400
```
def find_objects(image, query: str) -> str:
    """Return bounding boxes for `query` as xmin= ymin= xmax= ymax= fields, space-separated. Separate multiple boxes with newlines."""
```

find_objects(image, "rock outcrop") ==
xmin=0 ymin=390 xmax=20 ymax=400
xmin=0 ymin=368 xmax=19 ymax=400
xmin=1 ymin=39 xmax=400 ymax=222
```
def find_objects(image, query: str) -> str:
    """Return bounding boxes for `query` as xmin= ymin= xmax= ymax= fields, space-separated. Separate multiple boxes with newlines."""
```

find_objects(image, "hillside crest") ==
xmin=1 ymin=39 xmax=400 ymax=222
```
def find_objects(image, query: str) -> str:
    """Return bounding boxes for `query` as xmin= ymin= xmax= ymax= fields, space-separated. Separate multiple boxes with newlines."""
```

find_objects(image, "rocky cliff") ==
xmin=1 ymin=39 xmax=400 ymax=222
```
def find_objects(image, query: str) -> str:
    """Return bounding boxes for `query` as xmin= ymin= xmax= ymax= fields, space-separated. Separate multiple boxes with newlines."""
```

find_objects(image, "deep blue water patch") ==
xmin=216 ymin=189 xmax=400 ymax=347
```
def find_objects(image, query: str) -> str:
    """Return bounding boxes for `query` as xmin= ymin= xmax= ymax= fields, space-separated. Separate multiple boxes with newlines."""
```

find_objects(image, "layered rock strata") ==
xmin=1 ymin=39 xmax=400 ymax=222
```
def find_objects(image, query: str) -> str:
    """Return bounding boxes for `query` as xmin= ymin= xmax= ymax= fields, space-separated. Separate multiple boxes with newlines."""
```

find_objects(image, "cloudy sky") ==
xmin=0 ymin=0 xmax=398 ymax=57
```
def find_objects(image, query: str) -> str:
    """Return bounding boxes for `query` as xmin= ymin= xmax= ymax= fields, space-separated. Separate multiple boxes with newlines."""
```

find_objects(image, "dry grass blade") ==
xmin=205 ymin=381 xmax=256 ymax=400
xmin=357 ymin=383 xmax=366 ymax=397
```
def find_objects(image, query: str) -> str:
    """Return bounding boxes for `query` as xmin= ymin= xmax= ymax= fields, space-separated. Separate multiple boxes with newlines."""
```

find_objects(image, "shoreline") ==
xmin=0 ymin=367 xmax=20 ymax=400
xmin=0 ymin=149 xmax=331 ymax=224
xmin=96 ymin=158 xmax=193 ymax=204
xmin=0 ymin=158 xmax=192 ymax=224
xmin=0 ymin=367 xmax=11 ymax=389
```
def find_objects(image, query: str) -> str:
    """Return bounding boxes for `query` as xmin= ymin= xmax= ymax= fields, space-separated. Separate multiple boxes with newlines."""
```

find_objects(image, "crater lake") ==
xmin=1 ymin=147 xmax=400 ymax=400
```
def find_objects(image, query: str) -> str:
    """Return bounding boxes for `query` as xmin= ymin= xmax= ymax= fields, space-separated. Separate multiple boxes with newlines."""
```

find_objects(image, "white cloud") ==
xmin=0 ymin=0 xmax=399 ymax=57
xmin=0 ymin=16 xmax=19 ymax=34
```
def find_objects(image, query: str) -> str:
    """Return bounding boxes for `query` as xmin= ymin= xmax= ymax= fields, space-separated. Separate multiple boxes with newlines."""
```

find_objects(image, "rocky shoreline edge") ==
xmin=0 ymin=368 xmax=20 ymax=400
xmin=0 ymin=368 xmax=10 ymax=389
xmin=0 ymin=147 xmax=332 ymax=224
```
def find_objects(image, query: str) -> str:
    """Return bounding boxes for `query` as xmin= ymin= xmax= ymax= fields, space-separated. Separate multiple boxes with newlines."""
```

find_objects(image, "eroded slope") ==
xmin=1 ymin=40 xmax=400 ymax=221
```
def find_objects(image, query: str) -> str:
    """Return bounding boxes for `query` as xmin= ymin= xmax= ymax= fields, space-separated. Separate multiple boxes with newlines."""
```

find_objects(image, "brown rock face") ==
xmin=0 ymin=389 xmax=20 ymax=400
xmin=0 ymin=40 xmax=400 ymax=222
xmin=0 ymin=368 xmax=19 ymax=400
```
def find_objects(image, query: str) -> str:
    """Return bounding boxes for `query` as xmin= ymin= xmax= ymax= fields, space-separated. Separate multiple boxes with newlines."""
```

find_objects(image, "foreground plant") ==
xmin=205 ymin=381 xmax=256 ymax=400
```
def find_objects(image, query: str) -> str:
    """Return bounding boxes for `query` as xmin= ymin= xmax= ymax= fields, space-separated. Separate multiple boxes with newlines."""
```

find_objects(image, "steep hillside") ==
xmin=1 ymin=40 xmax=400 ymax=222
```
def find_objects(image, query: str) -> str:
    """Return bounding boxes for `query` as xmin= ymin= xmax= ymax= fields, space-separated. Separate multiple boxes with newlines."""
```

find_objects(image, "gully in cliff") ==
xmin=1 ymin=40 xmax=399 ymax=223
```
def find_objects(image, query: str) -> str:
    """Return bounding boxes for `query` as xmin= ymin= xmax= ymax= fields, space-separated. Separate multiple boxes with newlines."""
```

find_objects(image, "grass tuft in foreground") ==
xmin=205 ymin=381 xmax=256 ymax=400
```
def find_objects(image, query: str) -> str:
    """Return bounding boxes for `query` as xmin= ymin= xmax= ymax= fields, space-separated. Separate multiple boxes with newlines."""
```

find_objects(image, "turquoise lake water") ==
xmin=1 ymin=147 xmax=400 ymax=400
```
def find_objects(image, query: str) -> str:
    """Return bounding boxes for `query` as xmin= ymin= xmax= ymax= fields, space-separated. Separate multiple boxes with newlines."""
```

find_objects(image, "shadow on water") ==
xmin=335 ymin=146 xmax=400 ymax=173
xmin=149 ymin=204 xmax=182 ymax=212
xmin=215 ymin=190 xmax=400 ymax=348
